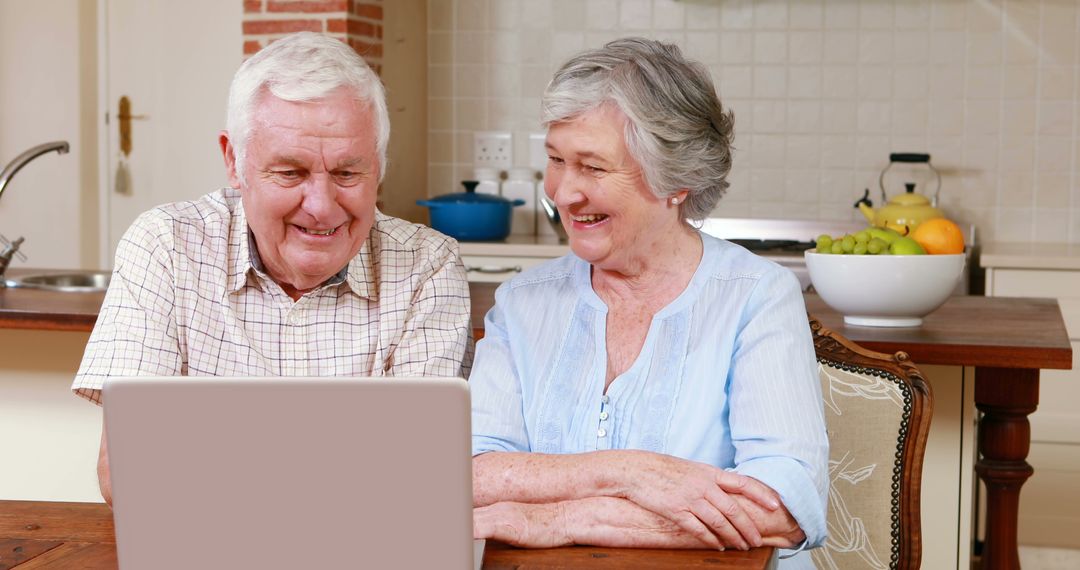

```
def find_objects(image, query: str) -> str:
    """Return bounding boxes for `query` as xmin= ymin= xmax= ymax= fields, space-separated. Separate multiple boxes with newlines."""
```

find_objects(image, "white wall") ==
xmin=0 ymin=0 xmax=98 ymax=269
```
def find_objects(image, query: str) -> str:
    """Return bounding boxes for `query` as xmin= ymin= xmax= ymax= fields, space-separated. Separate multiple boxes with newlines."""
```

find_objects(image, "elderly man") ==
xmin=73 ymin=32 xmax=473 ymax=503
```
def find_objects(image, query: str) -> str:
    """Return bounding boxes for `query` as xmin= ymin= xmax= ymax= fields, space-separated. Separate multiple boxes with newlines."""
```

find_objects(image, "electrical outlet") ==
xmin=474 ymin=131 xmax=512 ymax=170
xmin=528 ymin=132 xmax=547 ymax=173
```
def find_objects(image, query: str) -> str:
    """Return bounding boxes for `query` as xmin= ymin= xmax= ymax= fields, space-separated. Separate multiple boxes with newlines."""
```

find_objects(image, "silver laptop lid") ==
xmin=104 ymin=376 xmax=473 ymax=570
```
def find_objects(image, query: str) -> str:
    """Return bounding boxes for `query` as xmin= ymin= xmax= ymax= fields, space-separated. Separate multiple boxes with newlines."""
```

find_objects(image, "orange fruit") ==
xmin=910 ymin=218 xmax=965 ymax=254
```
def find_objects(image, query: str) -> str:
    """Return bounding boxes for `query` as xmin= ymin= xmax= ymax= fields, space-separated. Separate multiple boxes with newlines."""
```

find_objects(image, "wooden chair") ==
xmin=808 ymin=316 xmax=933 ymax=570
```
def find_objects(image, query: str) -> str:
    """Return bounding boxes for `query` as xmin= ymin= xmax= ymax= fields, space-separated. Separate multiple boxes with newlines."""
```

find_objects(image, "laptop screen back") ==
xmin=103 ymin=376 xmax=473 ymax=569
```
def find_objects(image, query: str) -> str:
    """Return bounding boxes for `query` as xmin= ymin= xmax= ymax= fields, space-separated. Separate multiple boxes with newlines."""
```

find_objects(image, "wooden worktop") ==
xmin=4 ymin=272 xmax=1072 ymax=372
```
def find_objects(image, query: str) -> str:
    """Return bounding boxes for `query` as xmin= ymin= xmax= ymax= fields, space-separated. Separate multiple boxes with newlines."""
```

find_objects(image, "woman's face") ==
xmin=544 ymin=105 xmax=678 ymax=271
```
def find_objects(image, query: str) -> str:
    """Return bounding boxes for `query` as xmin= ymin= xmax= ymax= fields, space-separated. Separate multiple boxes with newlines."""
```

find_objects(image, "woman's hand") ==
xmin=617 ymin=451 xmax=781 ymax=550
xmin=473 ymin=502 xmax=573 ymax=549
xmin=736 ymin=494 xmax=806 ymax=549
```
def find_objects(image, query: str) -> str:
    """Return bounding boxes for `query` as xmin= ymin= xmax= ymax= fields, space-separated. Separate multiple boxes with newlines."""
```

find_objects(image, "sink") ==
xmin=4 ymin=271 xmax=111 ymax=292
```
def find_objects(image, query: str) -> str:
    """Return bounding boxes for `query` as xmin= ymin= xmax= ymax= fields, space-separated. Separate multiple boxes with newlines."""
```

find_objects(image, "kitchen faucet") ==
xmin=0 ymin=236 xmax=25 ymax=282
xmin=0 ymin=141 xmax=70 ymax=201
xmin=0 ymin=141 xmax=69 ymax=282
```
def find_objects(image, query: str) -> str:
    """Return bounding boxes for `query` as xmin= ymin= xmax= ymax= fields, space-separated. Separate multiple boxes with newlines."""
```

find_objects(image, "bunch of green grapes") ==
xmin=814 ymin=228 xmax=926 ymax=255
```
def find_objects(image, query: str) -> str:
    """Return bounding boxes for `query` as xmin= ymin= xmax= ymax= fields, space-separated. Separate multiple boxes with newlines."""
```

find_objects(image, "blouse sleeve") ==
xmin=726 ymin=266 xmax=829 ymax=549
xmin=469 ymin=282 xmax=531 ymax=456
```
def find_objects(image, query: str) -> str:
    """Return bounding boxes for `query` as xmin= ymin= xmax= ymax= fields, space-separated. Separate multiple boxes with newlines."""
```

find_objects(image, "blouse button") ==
xmin=601 ymin=395 xmax=610 ymax=404
xmin=599 ymin=411 xmax=609 ymax=421
xmin=597 ymin=428 xmax=607 ymax=438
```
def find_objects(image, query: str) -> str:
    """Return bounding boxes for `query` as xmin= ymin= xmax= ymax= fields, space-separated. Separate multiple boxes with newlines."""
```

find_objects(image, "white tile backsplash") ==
xmin=430 ymin=0 xmax=1080 ymax=245
xmin=720 ymin=0 xmax=754 ymax=30
xmin=619 ymin=0 xmax=652 ymax=30
xmin=584 ymin=0 xmax=618 ymax=30
xmin=653 ymin=0 xmax=684 ymax=31
xmin=720 ymin=31 xmax=754 ymax=64
xmin=824 ymin=2 xmax=858 ymax=30
xmin=789 ymin=2 xmax=823 ymax=30
xmin=788 ymin=31 xmax=823 ymax=64
xmin=754 ymin=31 xmax=788 ymax=64
xmin=753 ymin=1 xmax=788 ymax=30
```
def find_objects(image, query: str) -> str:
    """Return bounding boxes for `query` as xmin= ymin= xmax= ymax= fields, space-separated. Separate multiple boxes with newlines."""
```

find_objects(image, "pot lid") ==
xmin=428 ymin=180 xmax=515 ymax=204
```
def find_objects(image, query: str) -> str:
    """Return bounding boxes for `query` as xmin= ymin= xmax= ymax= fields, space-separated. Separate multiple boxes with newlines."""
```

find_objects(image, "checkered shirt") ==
xmin=73 ymin=188 xmax=473 ymax=404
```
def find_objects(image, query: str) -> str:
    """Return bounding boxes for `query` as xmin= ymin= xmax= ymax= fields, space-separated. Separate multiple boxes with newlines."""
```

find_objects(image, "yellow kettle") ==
xmin=856 ymin=153 xmax=944 ymax=235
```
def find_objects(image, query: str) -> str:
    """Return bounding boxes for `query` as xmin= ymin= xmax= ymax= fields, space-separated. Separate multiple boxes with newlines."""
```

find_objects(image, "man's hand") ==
xmin=98 ymin=422 xmax=113 ymax=507
xmin=618 ymin=451 xmax=781 ymax=550
xmin=473 ymin=502 xmax=572 ymax=549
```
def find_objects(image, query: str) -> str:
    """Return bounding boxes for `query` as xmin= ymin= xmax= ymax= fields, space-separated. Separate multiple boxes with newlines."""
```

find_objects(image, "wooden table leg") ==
xmin=974 ymin=367 xmax=1039 ymax=570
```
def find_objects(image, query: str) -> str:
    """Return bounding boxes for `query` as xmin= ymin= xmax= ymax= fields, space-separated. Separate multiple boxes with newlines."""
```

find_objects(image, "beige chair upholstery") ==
xmin=808 ymin=316 xmax=932 ymax=570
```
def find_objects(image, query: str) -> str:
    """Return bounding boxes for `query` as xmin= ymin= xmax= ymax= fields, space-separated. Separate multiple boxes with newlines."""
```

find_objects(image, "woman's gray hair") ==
xmin=541 ymin=37 xmax=734 ymax=221
xmin=226 ymin=32 xmax=390 ymax=182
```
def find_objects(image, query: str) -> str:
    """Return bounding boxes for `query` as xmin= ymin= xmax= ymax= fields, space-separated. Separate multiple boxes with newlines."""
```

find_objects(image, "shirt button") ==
xmin=601 ymin=395 xmax=610 ymax=404
xmin=597 ymin=428 xmax=607 ymax=438
xmin=599 ymin=411 xmax=609 ymax=420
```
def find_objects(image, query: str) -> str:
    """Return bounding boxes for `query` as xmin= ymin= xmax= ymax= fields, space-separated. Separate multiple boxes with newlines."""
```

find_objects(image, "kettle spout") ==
xmin=854 ymin=188 xmax=876 ymax=224
xmin=857 ymin=202 xmax=877 ymax=224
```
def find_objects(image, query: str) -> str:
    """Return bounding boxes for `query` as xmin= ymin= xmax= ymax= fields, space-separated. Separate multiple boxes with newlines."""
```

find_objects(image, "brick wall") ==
xmin=241 ymin=0 xmax=383 ymax=73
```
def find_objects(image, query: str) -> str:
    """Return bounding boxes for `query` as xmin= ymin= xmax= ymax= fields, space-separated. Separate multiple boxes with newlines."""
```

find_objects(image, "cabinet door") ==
xmin=460 ymin=255 xmax=549 ymax=283
xmin=988 ymin=269 xmax=1080 ymax=338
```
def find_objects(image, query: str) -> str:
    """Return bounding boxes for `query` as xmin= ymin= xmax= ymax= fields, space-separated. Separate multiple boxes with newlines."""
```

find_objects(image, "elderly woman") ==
xmin=469 ymin=38 xmax=828 ymax=566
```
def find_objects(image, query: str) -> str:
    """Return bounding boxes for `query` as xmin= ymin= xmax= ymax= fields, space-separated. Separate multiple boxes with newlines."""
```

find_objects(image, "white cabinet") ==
xmin=458 ymin=237 xmax=568 ymax=283
xmin=983 ymin=244 xmax=1080 ymax=549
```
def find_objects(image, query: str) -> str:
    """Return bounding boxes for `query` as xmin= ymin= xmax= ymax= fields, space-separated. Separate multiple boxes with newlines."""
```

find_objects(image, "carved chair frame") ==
xmin=809 ymin=315 xmax=933 ymax=570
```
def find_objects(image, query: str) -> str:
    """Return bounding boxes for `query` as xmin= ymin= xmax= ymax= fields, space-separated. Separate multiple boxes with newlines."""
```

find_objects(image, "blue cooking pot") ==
xmin=417 ymin=181 xmax=525 ymax=241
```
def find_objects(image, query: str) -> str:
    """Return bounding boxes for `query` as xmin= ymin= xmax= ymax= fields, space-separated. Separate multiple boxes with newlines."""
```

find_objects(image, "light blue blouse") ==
xmin=470 ymin=232 xmax=828 ymax=563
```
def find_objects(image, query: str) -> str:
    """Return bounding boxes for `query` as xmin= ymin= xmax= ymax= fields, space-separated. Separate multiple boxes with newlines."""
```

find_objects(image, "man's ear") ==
xmin=220 ymin=131 xmax=242 ymax=189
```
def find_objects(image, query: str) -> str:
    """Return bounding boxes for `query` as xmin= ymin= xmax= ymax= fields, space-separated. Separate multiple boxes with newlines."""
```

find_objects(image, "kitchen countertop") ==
xmin=457 ymin=235 xmax=569 ymax=257
xmin=0 ymin=269 xmax=105 ymax=332
xmin=980 ymin=242 xmax=1080 ymax=270
xmin=6 ymin=267 xmax=1074 ymax=370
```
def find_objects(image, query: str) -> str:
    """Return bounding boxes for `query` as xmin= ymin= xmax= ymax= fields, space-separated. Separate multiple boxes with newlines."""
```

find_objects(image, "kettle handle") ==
xmin=889 ymin=153 xmax=930 ymax=163
xmin=878 ymin=153 xmax=942 ymax=207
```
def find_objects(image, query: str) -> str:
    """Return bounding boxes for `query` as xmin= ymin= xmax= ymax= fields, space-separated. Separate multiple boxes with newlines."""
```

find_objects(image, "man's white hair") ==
xmin=226 ymin=32 xmax=390 ymax=182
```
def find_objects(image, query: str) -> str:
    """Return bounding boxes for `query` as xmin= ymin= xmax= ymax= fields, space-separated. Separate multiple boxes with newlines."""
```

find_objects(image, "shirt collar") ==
xmin=226 ymin=199 xmax=377 ymax=300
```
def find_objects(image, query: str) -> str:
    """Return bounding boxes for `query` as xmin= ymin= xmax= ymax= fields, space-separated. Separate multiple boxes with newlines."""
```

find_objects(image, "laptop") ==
xmin=103 ymin=376 xmax=482 ymax=570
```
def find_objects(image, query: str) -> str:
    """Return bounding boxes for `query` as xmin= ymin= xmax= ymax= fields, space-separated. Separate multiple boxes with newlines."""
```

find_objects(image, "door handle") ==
xmin=118 ymin=96 xmax=149 ymax=157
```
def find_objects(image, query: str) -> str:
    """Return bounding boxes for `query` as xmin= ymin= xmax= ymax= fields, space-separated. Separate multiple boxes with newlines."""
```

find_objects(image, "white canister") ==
xmin=503 ymin=168 xmax=537 ymax=235
xmin=474 ymin=167 xmax=501 ymax=196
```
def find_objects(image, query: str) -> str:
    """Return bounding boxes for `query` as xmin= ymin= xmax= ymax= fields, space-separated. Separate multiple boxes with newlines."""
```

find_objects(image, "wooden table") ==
xmin=803 ymin=294 xmax=1072 ymax=570
xmin=0 ymin=500 xmax=775 ymax=569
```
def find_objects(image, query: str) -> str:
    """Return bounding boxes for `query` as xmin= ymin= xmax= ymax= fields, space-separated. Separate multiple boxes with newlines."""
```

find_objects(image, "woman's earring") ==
xmin=670 ymin=197 xmax=679 ymax=205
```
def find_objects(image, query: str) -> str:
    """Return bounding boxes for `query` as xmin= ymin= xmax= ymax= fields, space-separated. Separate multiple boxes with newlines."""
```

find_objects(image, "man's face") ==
xmin=222 ymin=88 xmax=380 ymax=298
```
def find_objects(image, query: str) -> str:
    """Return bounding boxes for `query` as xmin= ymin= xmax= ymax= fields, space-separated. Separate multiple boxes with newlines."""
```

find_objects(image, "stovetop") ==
xmin=726 ymin=239 xmax=818 ymax=254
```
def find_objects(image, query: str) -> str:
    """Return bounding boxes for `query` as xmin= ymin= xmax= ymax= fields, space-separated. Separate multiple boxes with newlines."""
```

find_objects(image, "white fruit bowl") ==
xmin=804 ymin=251 xmax=966 ymax=327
